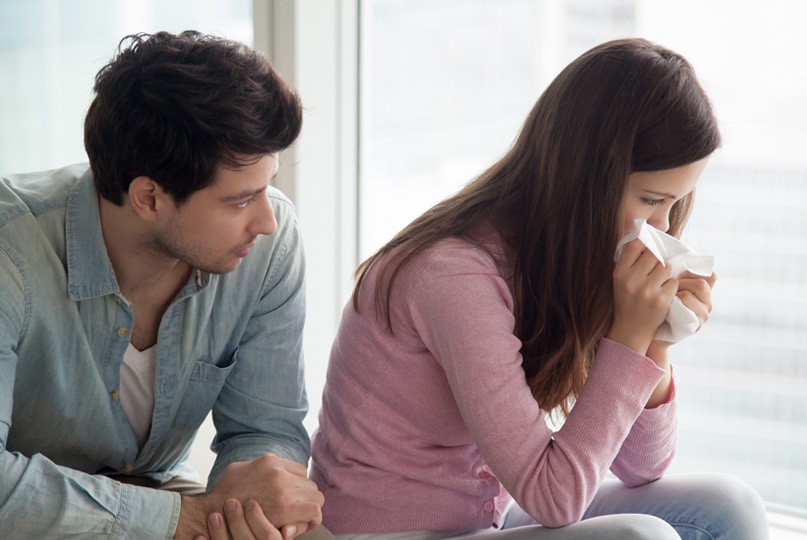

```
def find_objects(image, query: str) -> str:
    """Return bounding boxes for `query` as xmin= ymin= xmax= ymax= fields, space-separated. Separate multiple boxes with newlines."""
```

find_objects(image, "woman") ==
xmin=311 ymin=39 xmax=768 ymax=539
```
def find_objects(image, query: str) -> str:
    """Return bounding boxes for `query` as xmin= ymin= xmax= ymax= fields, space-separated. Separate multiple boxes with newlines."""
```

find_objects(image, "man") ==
xmin=0 ymin=31 xmax=328 ymax=539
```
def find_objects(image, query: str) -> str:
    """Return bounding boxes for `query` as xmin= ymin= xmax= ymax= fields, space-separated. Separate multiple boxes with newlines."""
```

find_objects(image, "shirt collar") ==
xmin=65 ymin=169 xmax=120 ymax=300
xmin=65 ymin=170 xmax=212 ymax=301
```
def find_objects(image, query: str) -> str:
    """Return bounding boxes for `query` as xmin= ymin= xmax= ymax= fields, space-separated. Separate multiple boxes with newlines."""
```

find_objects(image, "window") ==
xmin=359 ymin=0 xmax=807 ymax=512
xmin=0 ymin=0 xmax=252 ymax=173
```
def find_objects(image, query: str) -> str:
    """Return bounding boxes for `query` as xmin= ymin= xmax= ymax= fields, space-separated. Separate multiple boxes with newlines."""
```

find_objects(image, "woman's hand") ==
xmin=608 ymin=238 xmax=678 ymax=355
xmin=202 ymin=499 xmax=285 ymax=540
xmin=676 ymin=270 xmax=717 ymax=331
xmin=641 ymin=273 xmax=716 ymax=407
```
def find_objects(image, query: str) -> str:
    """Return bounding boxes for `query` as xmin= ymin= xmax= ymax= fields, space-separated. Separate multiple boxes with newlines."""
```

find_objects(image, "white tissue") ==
xmin=614 ymin=219 xmax=714 ymax=343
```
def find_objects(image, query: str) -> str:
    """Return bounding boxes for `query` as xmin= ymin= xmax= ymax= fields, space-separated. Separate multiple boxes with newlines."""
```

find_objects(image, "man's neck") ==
xmin=98 ymin=196 xmax=192 ymax=304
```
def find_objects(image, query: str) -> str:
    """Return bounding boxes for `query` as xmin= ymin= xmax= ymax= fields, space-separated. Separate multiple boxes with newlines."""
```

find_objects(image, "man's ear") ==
xmin=127 ymin=176 xmax=171 ymax=221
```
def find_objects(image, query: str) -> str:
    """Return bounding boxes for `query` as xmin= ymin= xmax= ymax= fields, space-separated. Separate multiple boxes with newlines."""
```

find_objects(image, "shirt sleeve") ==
xmin=207 ymin=195 xmax=310 ymax=486
xmin=403 ymin=246 xmax=675 ymax=528
xmin=0 ymin=247 xmax=180 ymax=539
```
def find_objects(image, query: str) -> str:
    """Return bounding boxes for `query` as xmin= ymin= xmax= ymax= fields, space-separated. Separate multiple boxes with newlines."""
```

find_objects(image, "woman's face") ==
xmin=622 ymin=157 xmax=710 ymax=234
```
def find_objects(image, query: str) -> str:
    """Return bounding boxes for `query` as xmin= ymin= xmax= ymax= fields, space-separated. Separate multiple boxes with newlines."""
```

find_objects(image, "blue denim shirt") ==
xmin=0 ymin=164 xmax=310 ymax=538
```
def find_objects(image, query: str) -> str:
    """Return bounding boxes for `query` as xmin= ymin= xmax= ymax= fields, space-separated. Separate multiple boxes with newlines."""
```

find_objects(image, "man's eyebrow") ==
xmin=218 ymin=185 xmax=268 ymax=203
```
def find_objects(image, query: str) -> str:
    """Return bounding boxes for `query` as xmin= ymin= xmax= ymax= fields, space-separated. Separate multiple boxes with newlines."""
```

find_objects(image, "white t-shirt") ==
xmin=120 ymin=343 xmax=157 ymax=448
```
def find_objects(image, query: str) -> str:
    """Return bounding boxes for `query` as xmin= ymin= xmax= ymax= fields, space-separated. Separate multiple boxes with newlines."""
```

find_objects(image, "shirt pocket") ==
xmin=173 ymin=348 xmax=239 ymax=430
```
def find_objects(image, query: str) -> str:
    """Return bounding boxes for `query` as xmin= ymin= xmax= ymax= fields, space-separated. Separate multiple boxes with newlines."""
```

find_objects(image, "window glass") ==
xmin=0 ymin=0 xmax=252 ymax=173
xmin=359 ymin=0 xmax=807 ymax=510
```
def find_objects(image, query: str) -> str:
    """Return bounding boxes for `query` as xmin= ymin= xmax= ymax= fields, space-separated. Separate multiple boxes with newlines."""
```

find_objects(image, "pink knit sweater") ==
xmin=311 ymin=227 xmax=677 ymax=534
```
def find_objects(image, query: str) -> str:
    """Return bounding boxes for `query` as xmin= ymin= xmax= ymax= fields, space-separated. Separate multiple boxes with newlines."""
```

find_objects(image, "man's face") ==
xmin=150 ymin=153 xmax=280 ymax=274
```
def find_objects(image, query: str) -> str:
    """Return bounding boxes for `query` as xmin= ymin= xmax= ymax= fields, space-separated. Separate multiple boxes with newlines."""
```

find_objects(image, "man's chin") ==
xmin=197 ymin=258 xmax=243 ymax=276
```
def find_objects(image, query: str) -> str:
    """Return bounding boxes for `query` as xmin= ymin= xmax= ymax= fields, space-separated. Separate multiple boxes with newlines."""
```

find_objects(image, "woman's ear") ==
xmin=127 ymin=176 xmax=169 ymax=222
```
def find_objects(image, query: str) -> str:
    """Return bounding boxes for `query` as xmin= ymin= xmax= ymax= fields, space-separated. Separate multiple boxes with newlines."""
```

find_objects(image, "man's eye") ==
xmin=236 ymin=197 xmax=254 ymax=209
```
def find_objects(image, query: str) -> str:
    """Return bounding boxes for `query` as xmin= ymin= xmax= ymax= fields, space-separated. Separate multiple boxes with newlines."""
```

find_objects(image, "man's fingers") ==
xmin=258 ymin=454 xmax=308 ymax=478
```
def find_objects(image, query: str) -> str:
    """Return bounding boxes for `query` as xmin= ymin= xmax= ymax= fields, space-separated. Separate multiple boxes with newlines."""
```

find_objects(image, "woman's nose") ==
xmin=647 ymin=208 xmax=670 ymax=233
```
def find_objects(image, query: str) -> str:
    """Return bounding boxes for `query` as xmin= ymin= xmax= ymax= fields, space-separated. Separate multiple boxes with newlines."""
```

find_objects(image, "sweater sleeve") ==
xmin=404 ymin=246 xmax=675 ymax=528
xmin=609 ymin=374 xmax=677 ymax=486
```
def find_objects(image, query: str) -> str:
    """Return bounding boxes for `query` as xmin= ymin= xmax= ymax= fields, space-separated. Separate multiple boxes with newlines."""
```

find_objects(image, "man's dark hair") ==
xmin=84 ymin=30 xmax=303 ymax=205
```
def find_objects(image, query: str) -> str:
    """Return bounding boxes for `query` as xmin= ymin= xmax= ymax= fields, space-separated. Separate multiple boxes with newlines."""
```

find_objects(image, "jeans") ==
xmin=335 ymin=473 xmax=769 ymax=540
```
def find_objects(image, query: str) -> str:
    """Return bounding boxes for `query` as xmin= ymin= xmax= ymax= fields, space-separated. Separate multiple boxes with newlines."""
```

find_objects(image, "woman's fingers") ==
xmin=243 ymin=500 xmax=284 ymax=540
xmin=676 ymin=272 xmax=717 ymax=329
xmin=610 ymin=240 xmax=678 ymax=353
xmin=209 ymin=499 xmax=284 ymax=540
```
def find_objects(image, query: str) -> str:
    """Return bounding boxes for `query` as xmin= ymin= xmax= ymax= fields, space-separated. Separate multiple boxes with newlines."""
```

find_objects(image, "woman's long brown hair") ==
xmin=353 ymin=38 xmax=721 ymax=415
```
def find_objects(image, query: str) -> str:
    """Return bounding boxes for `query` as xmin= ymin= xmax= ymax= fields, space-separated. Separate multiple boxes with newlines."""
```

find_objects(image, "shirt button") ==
xmin=121 ymin=464 xmax=134 ymax=473
xmin=116 ymin=327 xmax=128 ymax=337
xmin=111 ymin=389 xmax=120 ymax=400
xmin=483 ymin=500 xmax=495 ymax=512
xmin=114 ymin=296 xmax=122 ymax=304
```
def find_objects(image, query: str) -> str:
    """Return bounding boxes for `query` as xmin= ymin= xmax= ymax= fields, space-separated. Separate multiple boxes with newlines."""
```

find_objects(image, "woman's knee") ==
xmin=609 ymin=514 xmax=681 ymax=540
xmin=703 ymin=473 xmax=765 ymax=512
xmin=684 ymin=473 xmax=768 ymax=539
xmin=568 ymin=514 xmax=680 ymax=540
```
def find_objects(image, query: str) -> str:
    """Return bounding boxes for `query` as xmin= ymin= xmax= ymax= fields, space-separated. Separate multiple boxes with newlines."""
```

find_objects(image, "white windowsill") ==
xmin=770 ymin=507 xmax=807 ymax=539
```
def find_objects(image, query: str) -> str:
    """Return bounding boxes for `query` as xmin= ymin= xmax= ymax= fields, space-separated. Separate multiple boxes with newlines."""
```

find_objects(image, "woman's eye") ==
xmin=642 ymin=198 xmax=666 ymax=207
